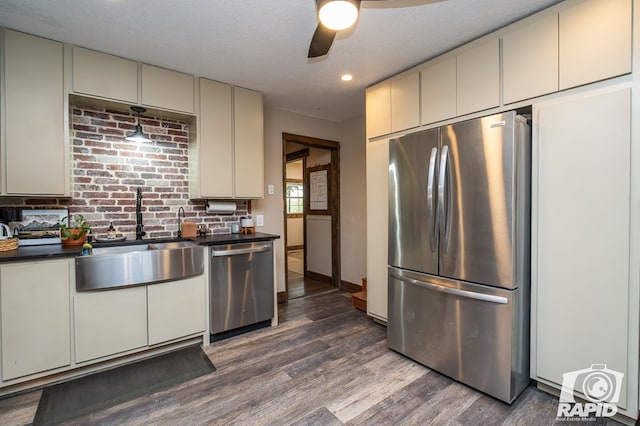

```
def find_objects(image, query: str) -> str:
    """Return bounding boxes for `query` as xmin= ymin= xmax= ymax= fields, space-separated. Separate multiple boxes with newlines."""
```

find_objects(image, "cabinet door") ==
xmin=420 ymin=57 xmax=456 ymax=125
xmin=72 ymin=47 xmax=138 ymax=103
xmin=366 ymin=82 xmax=391 ymax=139
xmin=534 ymin=88 xmax=631 ymax=408
xmin=390 ymin=72 xmax=419 ymax=133
xmin=366 ymin=138 xmax=389 ymax=321
xmin=1 ymin=260 xmax=71 ymax=381
xmin=148 ymin=275 xmax=206 ymax=346
xmin=233 ymin=87 xmax=264 ymax=199
xmin=74 ymin=286 xmax=147 ymax=363
xmin=456 ymin=38 xmax=500 ymax=116
xmin=141 ymin=64 xmax=194 ymax=113
xmin=4 ymin=30 xmax=66 ymax=196
xmin=197 ymin=78 xmax=233 ymax=198
xmin=559 ymin=0 xmax=631 ymax=90
xmin=503 ymin=14 xmax=558 ymax=104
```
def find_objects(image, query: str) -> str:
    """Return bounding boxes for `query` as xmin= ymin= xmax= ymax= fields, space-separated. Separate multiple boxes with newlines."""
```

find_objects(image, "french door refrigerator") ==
xmin=387 ymin=111 xmax=531 ymax=403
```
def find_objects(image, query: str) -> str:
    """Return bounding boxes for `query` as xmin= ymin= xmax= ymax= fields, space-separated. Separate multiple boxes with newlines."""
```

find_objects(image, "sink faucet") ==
xmin=177 ymin=207 xmax=185 ymax=238
xmin=136 ymin=188 xmax=146 ymax=240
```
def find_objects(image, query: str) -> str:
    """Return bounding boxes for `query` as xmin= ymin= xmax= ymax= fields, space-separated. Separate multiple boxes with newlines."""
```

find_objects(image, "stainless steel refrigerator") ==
xmin=387 ymin=111 xmax=531 ymax=403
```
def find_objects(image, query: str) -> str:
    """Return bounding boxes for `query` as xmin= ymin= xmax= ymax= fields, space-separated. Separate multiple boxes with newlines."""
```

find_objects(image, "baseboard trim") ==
xmin=277 ymin=291 xmax=287 ymax=304
xmin=305 ymin=271 xmax=332 ymax=285
xmin=340 ymin=280 xmax=360 ymax=293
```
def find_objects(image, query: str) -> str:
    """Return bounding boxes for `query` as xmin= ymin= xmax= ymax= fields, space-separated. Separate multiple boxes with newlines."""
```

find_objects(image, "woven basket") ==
xmin=0 ymin=238 xmax=18 ymax=252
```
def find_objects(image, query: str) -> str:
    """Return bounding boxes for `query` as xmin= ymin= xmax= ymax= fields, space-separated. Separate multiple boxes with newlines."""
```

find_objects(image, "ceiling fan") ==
xmin=308 ymin=0 xmax=404 ymax=58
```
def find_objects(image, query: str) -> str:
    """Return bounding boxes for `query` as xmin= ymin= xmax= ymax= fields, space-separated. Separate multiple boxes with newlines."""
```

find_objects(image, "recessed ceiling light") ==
xmin=341 ymin=74 xmax=353 ymax=82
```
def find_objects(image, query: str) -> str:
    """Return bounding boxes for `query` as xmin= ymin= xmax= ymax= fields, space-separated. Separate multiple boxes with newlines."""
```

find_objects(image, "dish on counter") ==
xmin=94 ymin=235 xmax=127 ymax=243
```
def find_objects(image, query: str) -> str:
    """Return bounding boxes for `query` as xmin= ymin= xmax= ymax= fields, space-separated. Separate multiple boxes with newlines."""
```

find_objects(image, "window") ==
xmin=286 ymin=180 xmax=304 ymax=215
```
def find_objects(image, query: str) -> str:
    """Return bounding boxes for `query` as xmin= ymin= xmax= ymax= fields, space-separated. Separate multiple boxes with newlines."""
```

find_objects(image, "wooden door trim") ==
xmin=282 ymin=132 xmax=341 ymax=299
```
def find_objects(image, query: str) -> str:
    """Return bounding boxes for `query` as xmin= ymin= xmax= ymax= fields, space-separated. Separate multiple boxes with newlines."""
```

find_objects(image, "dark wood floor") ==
xmin=0 ymin=290 xmax=615 ymax=425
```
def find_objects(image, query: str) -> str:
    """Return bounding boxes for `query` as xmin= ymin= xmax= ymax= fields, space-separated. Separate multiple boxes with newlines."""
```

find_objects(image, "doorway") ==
xmin=282 ymin=133 xmax=340 ymax=301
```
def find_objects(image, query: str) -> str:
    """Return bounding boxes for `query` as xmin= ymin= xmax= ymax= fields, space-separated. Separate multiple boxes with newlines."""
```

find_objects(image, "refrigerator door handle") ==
xmin=427 ymin=147 xmax=438 ymax=252
xmin=438 ymin=145 xmax=451 ymax=250
xmin=390 ymin=272 xmax=508 ymax=304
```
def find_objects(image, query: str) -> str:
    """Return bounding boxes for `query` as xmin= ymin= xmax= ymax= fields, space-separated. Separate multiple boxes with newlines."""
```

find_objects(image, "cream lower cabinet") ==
xmin=366 ymin=138 xmax=389 ymax=322
xmin=0 ymin=260 xmax=71 ymax=381
xmin=74 ymin=286 xmax=148 ymax=363
xmin=147 ymin=275 xmax=206 ymax=346
xmin=193 ymin=79 xmax=264 ymax=199
xmin=532 ymin=87 xmax=636 ymax=416
xmin=3 ymin=29 xmax=67 ymax=196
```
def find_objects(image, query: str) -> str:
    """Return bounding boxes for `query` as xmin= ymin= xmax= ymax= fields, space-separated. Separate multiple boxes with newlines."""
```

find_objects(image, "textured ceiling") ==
xmin=0 ymin=0 xmax=561 ymax=122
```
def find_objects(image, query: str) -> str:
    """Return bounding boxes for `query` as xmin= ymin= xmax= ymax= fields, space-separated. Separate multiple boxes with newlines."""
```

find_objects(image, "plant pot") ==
xmin=62 ymin=230 xmax=86 ymax=246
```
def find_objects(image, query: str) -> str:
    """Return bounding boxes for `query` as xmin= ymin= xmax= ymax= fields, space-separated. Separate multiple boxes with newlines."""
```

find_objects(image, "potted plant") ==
xmin=60 ymin=214 xmax=91 ymax=246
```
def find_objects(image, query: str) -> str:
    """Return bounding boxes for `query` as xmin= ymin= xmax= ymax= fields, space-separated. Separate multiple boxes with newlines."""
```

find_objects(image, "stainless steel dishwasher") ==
xmin=210 ymin=241 xmax=274 ymax=335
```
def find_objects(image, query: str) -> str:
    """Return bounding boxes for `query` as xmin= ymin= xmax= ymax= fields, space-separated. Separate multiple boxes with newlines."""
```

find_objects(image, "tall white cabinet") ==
xmin=532 ymin=88 xmax=635 ymax=411
xmin=3 ymin=30 xmax=67 ymax=196
xmin=365 ymin=138 xmax=389 ymax=322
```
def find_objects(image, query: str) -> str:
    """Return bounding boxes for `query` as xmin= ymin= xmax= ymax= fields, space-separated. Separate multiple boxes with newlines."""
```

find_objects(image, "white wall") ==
xmin=339 ymin=115 xmax=367 ymax=286
xmin=252 ymin=107 xmax=339 ymax=294
xmin=253 ymin=107 xmax=366 ymax=294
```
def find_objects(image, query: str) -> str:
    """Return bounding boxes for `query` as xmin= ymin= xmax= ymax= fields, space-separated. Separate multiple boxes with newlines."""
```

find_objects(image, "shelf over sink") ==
xmin=75 ymin=240 xmax=204 ymax=291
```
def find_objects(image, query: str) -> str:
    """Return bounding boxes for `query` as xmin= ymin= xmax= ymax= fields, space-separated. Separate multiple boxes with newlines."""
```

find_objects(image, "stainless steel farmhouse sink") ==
xmin=75 ymin=240 xmax=204 ymax=291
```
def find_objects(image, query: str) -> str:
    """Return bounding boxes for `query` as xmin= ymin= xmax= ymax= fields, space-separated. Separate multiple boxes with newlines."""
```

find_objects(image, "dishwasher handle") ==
xmin=212 ymin=244 xmax=272 ymax=257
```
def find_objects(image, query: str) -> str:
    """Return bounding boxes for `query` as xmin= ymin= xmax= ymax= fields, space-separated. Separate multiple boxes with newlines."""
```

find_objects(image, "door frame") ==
xmin=282 ymin=132 xmax=341 ymax=301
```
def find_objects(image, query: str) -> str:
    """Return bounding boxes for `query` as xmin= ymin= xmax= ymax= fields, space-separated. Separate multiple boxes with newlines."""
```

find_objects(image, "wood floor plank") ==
xmin=0 ymin=290 xmax=588 ymax=425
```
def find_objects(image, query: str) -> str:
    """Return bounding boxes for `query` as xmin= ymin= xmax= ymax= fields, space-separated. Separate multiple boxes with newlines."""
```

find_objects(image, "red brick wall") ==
xmin=0 ymin=104 xmax=248 ymax=239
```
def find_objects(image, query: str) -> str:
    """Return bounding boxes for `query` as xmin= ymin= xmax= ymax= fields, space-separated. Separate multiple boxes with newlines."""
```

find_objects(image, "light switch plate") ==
xmin=267 ymin=184 xmax=275 ymax=195
xmin=256 ymin=215 xmax=264 ymax=226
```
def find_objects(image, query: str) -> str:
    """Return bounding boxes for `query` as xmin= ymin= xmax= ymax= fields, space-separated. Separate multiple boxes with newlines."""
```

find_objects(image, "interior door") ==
xmin=439 ymin=111 xmax=523 ymax=288
xmin=388 ymin=128 xmax=439 ymax=275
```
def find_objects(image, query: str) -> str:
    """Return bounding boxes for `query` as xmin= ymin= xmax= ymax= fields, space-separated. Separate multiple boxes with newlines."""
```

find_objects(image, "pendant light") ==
xmin=125 ymin=106 xmax=152 ymax=143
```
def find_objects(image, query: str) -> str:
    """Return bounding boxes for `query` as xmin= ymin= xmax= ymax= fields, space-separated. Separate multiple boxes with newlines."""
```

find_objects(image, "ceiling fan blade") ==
xmin=308 ymin=23 xmax=337 ymax=58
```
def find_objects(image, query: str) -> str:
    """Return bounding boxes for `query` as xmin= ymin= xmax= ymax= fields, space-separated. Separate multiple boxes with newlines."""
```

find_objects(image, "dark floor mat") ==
xmin=33 ymin=344 xmax=215 ymax=425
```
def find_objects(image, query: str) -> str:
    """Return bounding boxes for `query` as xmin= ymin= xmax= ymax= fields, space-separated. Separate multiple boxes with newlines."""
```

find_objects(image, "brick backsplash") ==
xmin=0 ymin=104 xmax=249 ymax=239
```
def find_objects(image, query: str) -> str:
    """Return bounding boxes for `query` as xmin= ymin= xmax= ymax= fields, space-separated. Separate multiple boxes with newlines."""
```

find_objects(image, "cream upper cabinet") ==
xmin=420 ymin=56 xmax=456 ymax=125
xmin=559 ymin=0 xmax=632 ymax=90
xmin=1 ymin=260 xmax=71 ymax=381
xmin=456 ymin=38 xmax=500 ymax=116
xmin=148 ymin=275 xmax=206 ymax=346
xmin=233 ymin=86 xmax=264 ymax=199
xmin=503 ymin=14 xmax=559 ymax=104
xmin=3 ymin=30 xmax=67 ymax=196
xmin=194 ymin=80 xmax=264 ymax=199
xmin=72 ymin=47 xmax=138 ymax=103
xmin=195 ymin=78 xmax=234 ymax=198
xmin=366 ymin=138 xmax=389 ymax=322
xmin=533 ymin=88 xmax=633 ymax=410
xmin=141 ymin=64 xmax=195 ymax=114
xmin=365 ymin=82 xmax=391 ymax=139
xmin=390 ymin=72 xmax=420 ymax=133
xmin=74 ymin=286 xmax=148 ymax=363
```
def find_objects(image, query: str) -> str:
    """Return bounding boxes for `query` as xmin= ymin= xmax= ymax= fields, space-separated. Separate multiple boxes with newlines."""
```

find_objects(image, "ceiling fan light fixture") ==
xmin=125 ymin=106 xmax=153 ymax=143
xmin=318 ymin=0 xmax=360 ymax=31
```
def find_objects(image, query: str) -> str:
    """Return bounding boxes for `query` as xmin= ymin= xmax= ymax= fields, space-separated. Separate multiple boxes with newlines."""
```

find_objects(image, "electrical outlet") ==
xmin=268 ymin=184 xmax=275 ymax=195
xmin=256 ymin=215 xmax=264 ymax=226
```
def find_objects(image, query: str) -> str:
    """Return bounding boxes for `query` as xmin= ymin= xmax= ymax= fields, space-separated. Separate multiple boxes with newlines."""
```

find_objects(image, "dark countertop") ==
xmin=0 ymin=232 xmax=280 ymax=263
